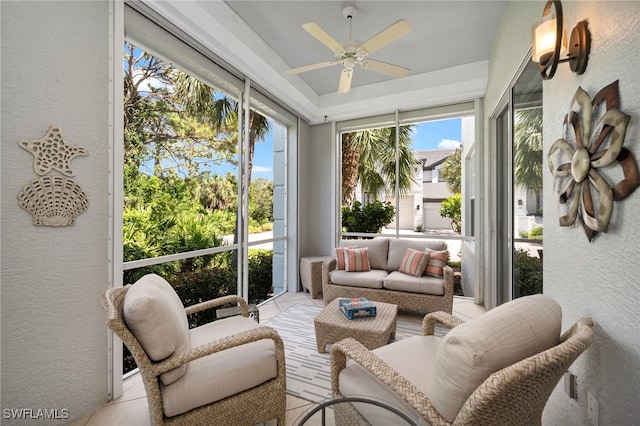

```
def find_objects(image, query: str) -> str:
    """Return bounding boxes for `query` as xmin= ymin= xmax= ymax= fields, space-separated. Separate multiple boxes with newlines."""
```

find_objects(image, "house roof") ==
xmin=416 ymin=149 xmax=456 ymax=169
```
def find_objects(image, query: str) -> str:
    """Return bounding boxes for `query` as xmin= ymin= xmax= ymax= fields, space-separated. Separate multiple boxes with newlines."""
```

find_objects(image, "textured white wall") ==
xmin=1 ymin=1 xmax=110 ymax=423
xmin=304 ymin=123 xmax=335 ymax=257
xmin=485 ymin=2 xmax=640 ymax=424
xmin=541 ymin=2 xmax=640 ymax=424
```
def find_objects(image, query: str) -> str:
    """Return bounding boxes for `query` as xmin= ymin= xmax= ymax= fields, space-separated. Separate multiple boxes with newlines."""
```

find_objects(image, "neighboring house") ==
xmin=385 ymin=148 xmax=457 ymax=232
xmin=418 ymin=149 xmax=457 ymax=230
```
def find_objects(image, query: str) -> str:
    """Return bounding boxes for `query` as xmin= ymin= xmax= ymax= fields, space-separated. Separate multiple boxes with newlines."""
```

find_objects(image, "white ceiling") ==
xmin=145 ymin=1 xmax=508 ymax=124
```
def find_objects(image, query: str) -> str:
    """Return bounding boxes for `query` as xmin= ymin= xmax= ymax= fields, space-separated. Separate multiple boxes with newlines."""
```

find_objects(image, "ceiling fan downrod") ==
xmin=343 ymin=6 xmax=357 ymax=41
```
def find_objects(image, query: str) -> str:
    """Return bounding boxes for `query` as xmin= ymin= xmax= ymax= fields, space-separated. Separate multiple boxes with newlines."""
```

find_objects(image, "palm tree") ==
xmin=172 ymin=71 xmax=271 ymax=266
xmin=514 ymin=107 xmax=543 ymax=212
xmin=342 ymin=125 xmax=418 ymax=206
xmin=171 ymin=70 xmax=270 ymax=184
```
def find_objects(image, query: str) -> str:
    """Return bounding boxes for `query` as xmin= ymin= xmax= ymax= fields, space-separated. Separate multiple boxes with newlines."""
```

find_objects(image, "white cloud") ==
xmin=132 ymin=70 xmax=167 ymax=93
xmin=438 ymin=139 xmax=461 ymax=149
xmin=252 ymin=165 xmax=272 ymax=173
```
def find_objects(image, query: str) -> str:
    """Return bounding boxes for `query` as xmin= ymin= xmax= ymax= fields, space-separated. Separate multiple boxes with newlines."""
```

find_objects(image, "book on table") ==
xmin=338 ymin=297 xmax=377 ymax=319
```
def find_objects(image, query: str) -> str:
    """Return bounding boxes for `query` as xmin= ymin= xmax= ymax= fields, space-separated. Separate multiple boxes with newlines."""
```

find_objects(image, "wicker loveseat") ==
xmin=322 ymin=238 xmax=454 ymax=314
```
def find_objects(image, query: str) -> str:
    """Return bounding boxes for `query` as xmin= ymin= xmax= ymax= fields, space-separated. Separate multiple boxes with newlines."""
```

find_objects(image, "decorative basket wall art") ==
xmin=547 ymin=80 xmax=640 ymax=242
xmin=17 ymin=126 xmax=89 ymax=226
xmin=18 ymin=176 xmax=89 ymax=226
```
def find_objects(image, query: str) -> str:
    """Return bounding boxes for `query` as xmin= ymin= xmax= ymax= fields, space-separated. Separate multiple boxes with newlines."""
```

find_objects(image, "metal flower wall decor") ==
xmin=547 ymin=80 xmax=640 ymax=242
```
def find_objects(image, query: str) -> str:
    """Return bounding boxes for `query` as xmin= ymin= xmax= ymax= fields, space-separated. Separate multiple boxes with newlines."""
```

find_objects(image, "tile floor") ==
xmin=73 ymin=293 xmax=486 ymax=426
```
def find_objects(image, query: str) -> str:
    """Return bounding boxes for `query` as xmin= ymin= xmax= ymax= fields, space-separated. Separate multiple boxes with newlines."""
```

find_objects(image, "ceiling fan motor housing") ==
xmin=343 ymin=6 xmax=357 ymax=19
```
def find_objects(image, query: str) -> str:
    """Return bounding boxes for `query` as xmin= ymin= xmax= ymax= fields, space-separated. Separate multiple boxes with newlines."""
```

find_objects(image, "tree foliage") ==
xmin=440 ymin=193 xmax=462 ymax=233
xmin=514 ymin=108 xmax=543 ymax=208
xmin=441 ymin=148 xmax=462 ymax=194
xmin=122 ymin=42 xmax=274 ymax=303
xmin=341 ymin=126 xmax=418 ymax=206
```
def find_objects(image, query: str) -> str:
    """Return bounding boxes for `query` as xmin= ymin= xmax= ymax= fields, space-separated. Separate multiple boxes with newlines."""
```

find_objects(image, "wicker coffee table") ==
xmin=314 ymin=299 xmax=398 ymax=353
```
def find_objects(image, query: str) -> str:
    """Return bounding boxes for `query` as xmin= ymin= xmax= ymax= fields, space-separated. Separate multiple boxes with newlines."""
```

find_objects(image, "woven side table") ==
xmin=314 ymin=299 xmax=398 ymax=353
xmin=300 ymin=256 xmax=332 ymax=299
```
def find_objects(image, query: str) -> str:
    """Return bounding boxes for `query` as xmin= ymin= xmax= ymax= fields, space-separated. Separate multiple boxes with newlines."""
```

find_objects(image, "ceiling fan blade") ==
xmin=302 ymin=23 xmax=344 ymax=53
xmin=287 ymin=61 xmax=336 ymax=75
xmin=362 ymin=60 xmax=410 ymax=77
xmin=359 ymin=19 xmax=412 ymax=55
xmin=338 ymin=68 xmax=353 ymax=94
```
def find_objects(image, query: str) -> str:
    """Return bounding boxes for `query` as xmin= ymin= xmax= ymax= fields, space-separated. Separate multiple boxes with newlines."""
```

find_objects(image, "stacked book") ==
xmin=339 ymin=297 xmax=377 ymax=319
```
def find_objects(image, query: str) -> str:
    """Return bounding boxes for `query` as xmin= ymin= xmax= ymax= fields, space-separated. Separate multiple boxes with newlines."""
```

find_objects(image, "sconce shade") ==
xmin=532 ymin=14 xmax=558 ymax=63
xmin=531 ymin=0 xmax=590 ymax=80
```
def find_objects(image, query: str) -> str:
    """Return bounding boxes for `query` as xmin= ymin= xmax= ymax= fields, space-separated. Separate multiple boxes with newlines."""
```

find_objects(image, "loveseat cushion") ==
xmin=329 ymin=269 xmax=388 ymax=289
xmin=161 ymin=316 xmax=277 ymax=417
xmin=383 ymin=271 xmax=444 ymax=296
xmin=339 ymin=238 xmax=389 ymax=270
xmin=386 ymin=239 xmax=447 ymax=272
xmin=123 ymin=274 xmax=190 ymax=385
xmin=430 ymin=294 xmax=562 ymax=422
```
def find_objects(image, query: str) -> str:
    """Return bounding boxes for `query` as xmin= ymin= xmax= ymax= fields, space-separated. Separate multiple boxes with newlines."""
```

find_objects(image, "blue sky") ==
xmin=249 ymin=117 xmax=462 ymax=180
xmin=410 ymin=118 xmax=462 ymax=151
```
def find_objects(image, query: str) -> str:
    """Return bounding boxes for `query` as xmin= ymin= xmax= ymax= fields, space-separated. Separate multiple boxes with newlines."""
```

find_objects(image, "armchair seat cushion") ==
xmin=161 ymin=316 xmax=278 ymax=417
xmin=383 ymin=271 xmax=445 ymax=296
xmin=338 ymin=335 xmax=442 ymax=423
xmin=328 ymin=269 xmax=388 ymax=289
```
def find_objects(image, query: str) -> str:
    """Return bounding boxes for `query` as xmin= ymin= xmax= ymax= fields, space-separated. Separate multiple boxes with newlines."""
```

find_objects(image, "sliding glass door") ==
xmin=494 ymin=58 xmax=543 ymax=304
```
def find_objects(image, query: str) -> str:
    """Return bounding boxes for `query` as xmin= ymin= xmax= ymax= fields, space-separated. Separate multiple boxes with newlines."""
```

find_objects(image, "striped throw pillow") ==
xmin=399 ymin=248 xmax=430 ymax=277
xmin=425 ymin=249 xmax=449 ymax=278
xmin=335 ymin=247 xmax=357 ymax=270
xmin=344 ymin=247 xmax=371 ymax=272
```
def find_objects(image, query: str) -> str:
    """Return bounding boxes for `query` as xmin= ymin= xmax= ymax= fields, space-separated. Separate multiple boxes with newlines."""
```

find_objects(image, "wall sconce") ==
xmin=531 ymin=0 xmax=590 ymax=80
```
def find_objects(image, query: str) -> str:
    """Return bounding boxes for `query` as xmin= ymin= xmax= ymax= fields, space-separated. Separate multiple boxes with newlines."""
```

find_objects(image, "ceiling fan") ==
xmin=286 ymin=6 xmax=412 ymax=94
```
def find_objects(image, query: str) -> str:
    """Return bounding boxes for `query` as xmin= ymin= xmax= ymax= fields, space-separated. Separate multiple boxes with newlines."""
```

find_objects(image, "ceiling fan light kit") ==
xmin=287 ymin=6 xmax=412 ymax=94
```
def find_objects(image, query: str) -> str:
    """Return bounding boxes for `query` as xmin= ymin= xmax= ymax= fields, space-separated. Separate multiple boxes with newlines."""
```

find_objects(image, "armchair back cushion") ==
xmin=430 ymin=294 xmax=562 ymax=422
xmin=339 ymin=238 xmax=389 ymax=270
xmin=123 ymin=274 xmax=190 ymax=385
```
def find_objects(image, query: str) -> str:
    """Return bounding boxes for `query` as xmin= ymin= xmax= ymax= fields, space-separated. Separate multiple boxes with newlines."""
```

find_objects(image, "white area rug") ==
xmin=263 ymin=303 xmax=443 ymax=403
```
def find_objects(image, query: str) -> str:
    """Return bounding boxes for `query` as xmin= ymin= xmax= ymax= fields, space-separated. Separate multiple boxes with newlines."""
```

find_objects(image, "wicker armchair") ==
xmin=331 ymin=295 xmax=594 ymax=425
xmin=102 ymin=274 xmax=286 ymax=426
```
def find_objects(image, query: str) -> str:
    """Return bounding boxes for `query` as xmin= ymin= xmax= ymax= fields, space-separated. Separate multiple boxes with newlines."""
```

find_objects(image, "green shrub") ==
xmin=529 ymin=226 xmax=543 ymax=239
xmin=518 ymin=230 xmax=529 ymax=239
xmin=514 ymin=249 xmax=542 ymax=296
xmin=248 ymin=250 xmax=274 ymax=304
xmin=342 ymin=200 xmax=396 ymax=234
xmin=440 ymin=193 xmax=461 ymax=234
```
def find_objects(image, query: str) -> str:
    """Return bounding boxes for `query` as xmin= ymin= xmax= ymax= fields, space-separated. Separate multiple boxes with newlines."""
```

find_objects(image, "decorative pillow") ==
xmin=344 ymin=247 xmax=371 ymax=272
xmin=335 ymin=247 xmax=357 ymax=270
xmin=424 ymin=249 xmax=449 ymax=278
xmin=399 ymin=248 xmax=430 ymax=277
